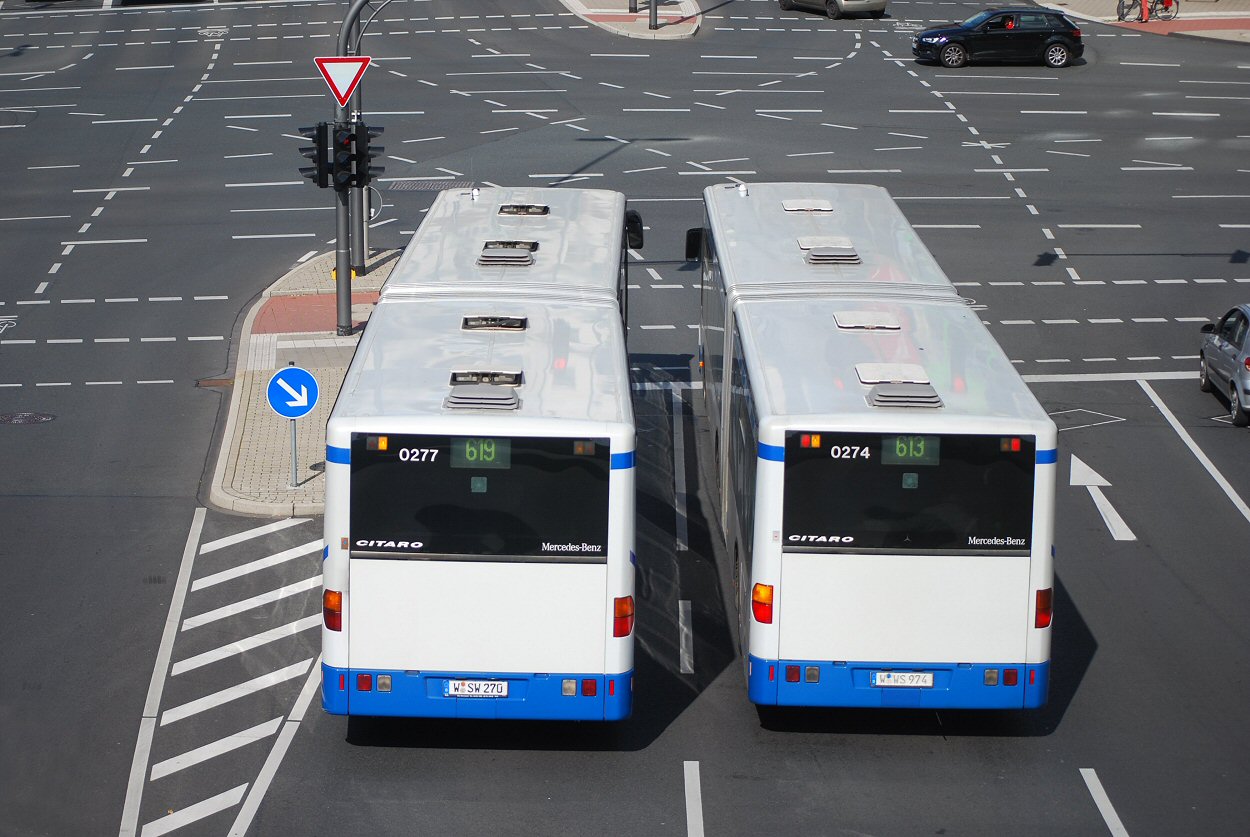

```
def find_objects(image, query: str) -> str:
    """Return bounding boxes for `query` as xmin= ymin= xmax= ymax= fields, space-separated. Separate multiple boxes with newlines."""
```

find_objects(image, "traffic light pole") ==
xmin=333 ymin=0 xmax=377 ymax=336
xmin=348 ymin=18 xmax=368 ymax=276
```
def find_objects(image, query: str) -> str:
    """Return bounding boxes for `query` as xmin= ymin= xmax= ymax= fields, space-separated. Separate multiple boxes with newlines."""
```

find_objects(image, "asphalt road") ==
xmin=2 ymin=0 xmax=1249 ymax=834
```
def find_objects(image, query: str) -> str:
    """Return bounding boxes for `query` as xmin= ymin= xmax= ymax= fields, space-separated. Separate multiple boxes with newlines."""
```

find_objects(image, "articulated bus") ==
xmin=321 ymin=188 xmax=642 ymax=720
xmin=690 ymin=183 xmax=1057 ymax=709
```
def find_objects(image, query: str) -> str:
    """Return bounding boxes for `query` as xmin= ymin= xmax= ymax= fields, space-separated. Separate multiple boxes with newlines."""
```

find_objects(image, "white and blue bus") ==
xmin=691 ymin=183 xmax=1057 ymax=709
xmin=321 ymin=188 xmax=642 ymax=720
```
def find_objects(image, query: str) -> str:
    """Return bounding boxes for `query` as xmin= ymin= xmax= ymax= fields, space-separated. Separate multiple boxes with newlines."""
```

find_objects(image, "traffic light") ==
xmin=331 ymin=122 xmax=357 ymax=191
xmin=354 ymin=122 xmax=384 ymax=187
xmin=298 ymin=122 xmax=330 ymax=188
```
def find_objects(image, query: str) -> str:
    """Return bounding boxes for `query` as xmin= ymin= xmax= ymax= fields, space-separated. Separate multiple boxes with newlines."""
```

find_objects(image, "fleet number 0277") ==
xmin=398 ymin=448 xmax=439 ymax=462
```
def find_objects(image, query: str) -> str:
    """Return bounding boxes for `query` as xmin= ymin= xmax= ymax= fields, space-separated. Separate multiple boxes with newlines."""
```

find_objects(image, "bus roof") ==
xmin=330 ymin=295 xmax=633 ymax=430
xmin=381 ymin=187 xmax=626 ymax=302
xmin=734 ymin=295 xmax=1053 ymax=429
xmin=702 ymin=182 xmax=960 ymax=301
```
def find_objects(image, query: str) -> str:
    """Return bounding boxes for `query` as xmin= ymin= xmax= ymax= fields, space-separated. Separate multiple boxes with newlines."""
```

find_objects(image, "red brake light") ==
xmin=752 ymin=583 xmax=774 ymax=624
xmin=581 ymin=679 xmax=597 ymax=697
xmin=1072 ymin=27 xmax=1081 ymax=37
xmin=613 ymin=596 xmax=635 ymax=637
xmin=357 ymin=673 xmax=372 ymax=692
xmin=324 ymin=589 xmax=342 ymax=631
xmin=785 ymin=665 xmax=800 ymax=683
xmin=1035 ymin=588 xmax=1053 ymax=628
xmin=1004 ymin=668 xmax=1019 ymax=687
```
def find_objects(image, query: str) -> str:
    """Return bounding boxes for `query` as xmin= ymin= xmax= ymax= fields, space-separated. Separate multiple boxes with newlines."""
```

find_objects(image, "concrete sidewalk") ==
xmin=561 ymin=0 xmax=702 ymax=39
xmin=208 ymin=250 xmax=400 ymax=516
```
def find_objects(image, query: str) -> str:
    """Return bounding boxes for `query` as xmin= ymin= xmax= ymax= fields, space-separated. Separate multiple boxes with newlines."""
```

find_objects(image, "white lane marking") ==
xmin=171 ymin=615 xmax=321 ymax=676
xmin=1080 ymin=769 xmax=1130 ymax=837
xmin=160 ymin=658 xmax=313 ymax=726
xmin=673 ymin=389 xmax=689 ymax=551
xmin=1070 ymin=456 xmax=1136 ymax=542
xmin=149 ymin=717 xmax=283 ymax=780
xmin=684 ymin=761 xmax=705 ymax=837
xmin=1140 ymin=381 xmax=1250 ymax=529
xmin=192 ymin=540 xmax=322 ymax=591
xmin=119 ymin=508 xmax=206 ymax=837
xmin=679 ymin=600 xmax=694 ymax=674
xmin=200 ymin=517 xmax=310 ymax=554
xmin=182 ymin=575 xmax=322 ymax=631
xmin=226 ymin=660 xmax=323 ymax=837
xmin=140 ymin=785 xmax=248 ymax=837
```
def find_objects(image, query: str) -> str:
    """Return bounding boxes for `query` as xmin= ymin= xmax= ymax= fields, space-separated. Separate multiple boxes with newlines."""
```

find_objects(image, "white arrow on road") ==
xmin=1070 ymin=455 xmax=1136 ymax=542
xmin=276 ymin=377 xmax=308 ymax=408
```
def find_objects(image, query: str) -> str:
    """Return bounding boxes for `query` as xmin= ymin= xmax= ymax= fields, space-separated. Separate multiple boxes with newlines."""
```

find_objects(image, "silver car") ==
xmin=780 ymin=0 xmax=887 ymax=20
xmin=1199 ymin=303 xmax=1250 ymax=426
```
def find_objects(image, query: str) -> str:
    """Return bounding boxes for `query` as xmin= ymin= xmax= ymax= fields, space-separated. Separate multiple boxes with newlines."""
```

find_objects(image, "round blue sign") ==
xmin=267 ymin=366 xmax=319 ymax=419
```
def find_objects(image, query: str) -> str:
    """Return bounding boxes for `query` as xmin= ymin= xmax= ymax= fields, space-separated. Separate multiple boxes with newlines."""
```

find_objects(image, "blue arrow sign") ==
xmin=267 ymin=366 xmax=319 ymax=420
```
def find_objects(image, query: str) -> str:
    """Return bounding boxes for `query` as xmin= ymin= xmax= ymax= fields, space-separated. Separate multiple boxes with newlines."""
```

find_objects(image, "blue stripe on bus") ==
xmin=326 ymin=445 xmax=350 ymax=465
xmin=758 ymin=442 xmax=785 ymax=462
xmin=610 ymin=451 xmax=635 ymax=470
xmin=746 ymin=655 xmax=1049 ymax=709
xmin=1036 ymin=448 xmax=1058 ymax=465
xmin=321 ymin=662 xmax=634 ymax=721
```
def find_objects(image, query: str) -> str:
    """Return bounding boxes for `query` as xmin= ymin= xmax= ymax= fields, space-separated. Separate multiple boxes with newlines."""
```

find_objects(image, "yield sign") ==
xmin=314 ymin=56 xmax=372 ymax=107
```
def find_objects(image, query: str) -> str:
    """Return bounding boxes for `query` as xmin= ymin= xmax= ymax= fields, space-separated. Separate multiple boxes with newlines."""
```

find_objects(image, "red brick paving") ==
xmin=253 ymin=292 xmax=380 ymax=334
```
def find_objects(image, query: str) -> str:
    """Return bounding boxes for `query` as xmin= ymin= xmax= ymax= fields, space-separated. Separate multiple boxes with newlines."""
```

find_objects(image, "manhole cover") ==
xmin=389 ymin=179 xmax=475 ymax=192
xmin=0 ymin=412 xmax=55 ymax=425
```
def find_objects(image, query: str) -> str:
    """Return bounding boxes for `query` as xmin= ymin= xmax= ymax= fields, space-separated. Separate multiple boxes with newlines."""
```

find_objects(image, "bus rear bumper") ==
xmin=321 ymin=663 xmax=633 ymax=720
xmin=747 ymin=656 xmax=1049 ymax=709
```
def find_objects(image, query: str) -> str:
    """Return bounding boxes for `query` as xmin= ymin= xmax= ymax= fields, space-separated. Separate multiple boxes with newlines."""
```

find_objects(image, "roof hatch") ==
xmin=478 ymin=240 xmax=538 ymax=267
xmin=462 ymin=315 xmax=528 ymax=331
xmin=498 ymin=203 xmax=550 ymax=216
xmin=449 ymin=370 xmax=523 ymax=386
xmin=834 ymin=311 xmax=901 ymax=331
xmin=443 ymin=383 xmax=520 ymax=411
xmin=798 ymin=236 xmax=861 ymax=265
xmin=782 ymin=198 xmax=834 ymax=213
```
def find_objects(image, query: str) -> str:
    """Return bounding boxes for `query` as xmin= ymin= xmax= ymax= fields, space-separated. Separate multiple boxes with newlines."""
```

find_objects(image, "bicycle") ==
xmin=1117 ymin=0 xmax=1179 ymax=21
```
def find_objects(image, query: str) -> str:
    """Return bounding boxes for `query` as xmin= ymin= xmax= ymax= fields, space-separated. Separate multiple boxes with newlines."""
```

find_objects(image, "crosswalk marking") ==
xmin=191 ymin=540 xmax=322 ymax=591
xmin=149 ymin=717 xmax=283 ymax=780
xmin=160 ymin=659 xmax=313 ymax=726
xmin=171 ymin=615 xmax=321 ymax=676
xmin=140 ymin=785 xmax=248 ymax=837
xmin=199 ymin=518 xmax=310 ymax=554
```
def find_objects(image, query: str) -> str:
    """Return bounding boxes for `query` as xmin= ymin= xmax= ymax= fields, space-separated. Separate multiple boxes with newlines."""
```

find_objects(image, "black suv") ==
xmin=912 ymin=8 xmax=1083 ymax=69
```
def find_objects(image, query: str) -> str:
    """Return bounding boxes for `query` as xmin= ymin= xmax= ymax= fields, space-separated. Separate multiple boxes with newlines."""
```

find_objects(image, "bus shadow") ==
xmin=344 ymin=358 xmax=738 ymax=751
xmin=753 ymin=575 xmax=1094 ymax=737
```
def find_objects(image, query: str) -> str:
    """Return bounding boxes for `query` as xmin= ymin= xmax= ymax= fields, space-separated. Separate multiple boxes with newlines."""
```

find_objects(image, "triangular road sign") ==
xmin=314 ymin=56 xmax=372 ymax=108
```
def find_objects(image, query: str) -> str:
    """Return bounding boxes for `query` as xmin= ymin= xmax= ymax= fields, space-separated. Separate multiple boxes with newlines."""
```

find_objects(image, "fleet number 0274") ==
xmin=830 ymin=446 xmax=870 ymax=460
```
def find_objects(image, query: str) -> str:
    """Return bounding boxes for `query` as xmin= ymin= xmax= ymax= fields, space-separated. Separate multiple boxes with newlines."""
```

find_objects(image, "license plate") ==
xmin=873 ymin=671 xmax=933 ymax=688
xmin=445 ymin=679 xmax=508 ymax=698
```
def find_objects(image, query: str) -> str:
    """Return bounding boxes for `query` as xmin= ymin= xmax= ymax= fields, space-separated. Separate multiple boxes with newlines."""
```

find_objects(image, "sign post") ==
xmin=267 ymin=365 xmax=320 ymax=489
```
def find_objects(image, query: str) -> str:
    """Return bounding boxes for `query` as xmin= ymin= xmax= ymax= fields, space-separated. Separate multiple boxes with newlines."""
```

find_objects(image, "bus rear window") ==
xmin=350 ymin=433 xmax=610 ymax=560
xmin=782 ymin=432 xmax=1035 ymax=554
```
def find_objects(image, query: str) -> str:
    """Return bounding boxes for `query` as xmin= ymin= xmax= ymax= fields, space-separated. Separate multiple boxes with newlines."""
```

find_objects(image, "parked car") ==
xmin=911 ymin=8 xmax=1083 ymax=69
xmin=1200 ymin=304 xmax=1250 ymax=427
xmin=780 ymin=0 xmax=887 ymax=20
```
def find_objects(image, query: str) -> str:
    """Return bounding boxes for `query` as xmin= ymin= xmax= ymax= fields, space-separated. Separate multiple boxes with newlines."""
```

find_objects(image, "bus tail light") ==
xmin=752 ymin=583 xmax=774 ymax=624
xmin=613 ymin=596 xmax=635 ymax=637
xmin=324 ymin=590 xmax=343 ymax=631
xmin=1035 ymin=588 xmax=1053 ymax=628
